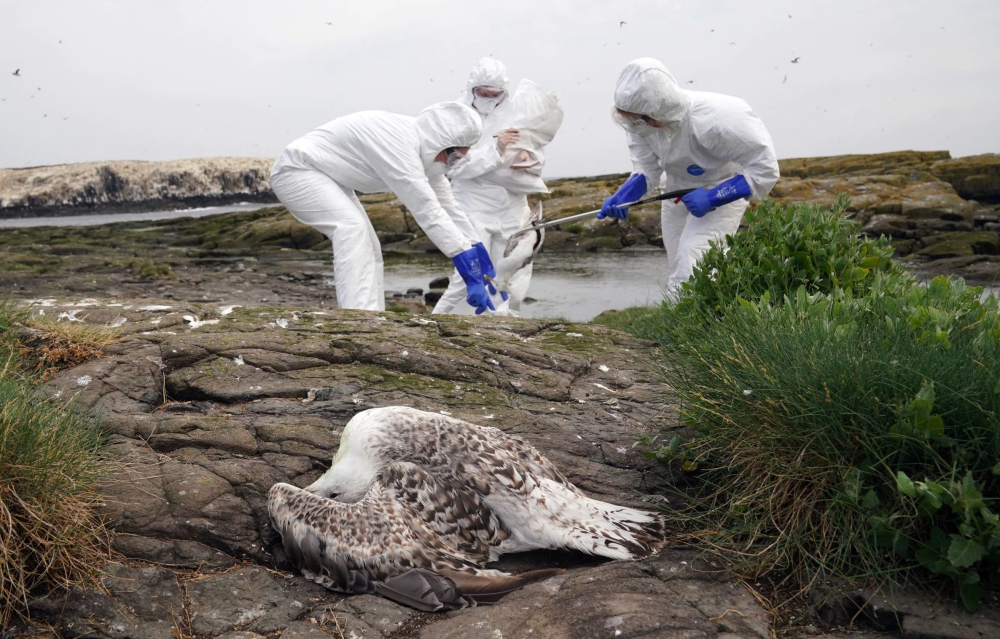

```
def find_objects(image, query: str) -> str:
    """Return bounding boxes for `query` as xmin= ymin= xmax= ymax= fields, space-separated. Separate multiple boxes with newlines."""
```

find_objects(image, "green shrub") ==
xmin=680 ymin=195 xmax=904 ymax=313
xmin=600 ymin=198 xmax=1000 ymax=610
xmin=598 ymin=196 xmax=905 ymax=344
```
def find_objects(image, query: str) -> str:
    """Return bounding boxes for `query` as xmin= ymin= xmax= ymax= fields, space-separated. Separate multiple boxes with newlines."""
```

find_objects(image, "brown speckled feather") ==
xmin=268 ymin=461 xmax=556 ymax=611
xmin=337 ymin=407 xmax=667 ymax=559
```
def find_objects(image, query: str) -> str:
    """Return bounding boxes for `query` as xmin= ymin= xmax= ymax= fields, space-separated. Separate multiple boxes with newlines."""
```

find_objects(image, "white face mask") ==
xmin=444 ymin=152 xmax=469 ymax=177
xmin=624 ymin=119 xmax=656 ymax=138
xmin=472 ymin=96 xmax=499 ymax=115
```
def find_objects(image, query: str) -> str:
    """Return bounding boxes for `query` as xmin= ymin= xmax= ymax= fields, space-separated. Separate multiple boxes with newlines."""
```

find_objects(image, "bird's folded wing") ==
xmin=268 ymin=482 xmax=490 ymax=587
xmin=382 ymin=461 xmax=510 ymax=557
xmin=375 ymin=568 xmax=474 ymax=611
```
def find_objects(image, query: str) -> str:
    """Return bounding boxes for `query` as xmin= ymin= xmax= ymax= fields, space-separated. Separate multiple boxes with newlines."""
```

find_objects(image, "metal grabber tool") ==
xmin=507 ymin=188 xmax=696 ymax=239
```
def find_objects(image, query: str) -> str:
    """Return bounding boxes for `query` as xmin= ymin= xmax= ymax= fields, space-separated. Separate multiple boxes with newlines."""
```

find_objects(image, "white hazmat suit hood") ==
xmin=434 ymin=62 xmax=561 ymax=317
xmin=416 ymin=102 xmax=483 ymax=170
xmin=462 ymin=58 xmax=510 ymax=113
xmin=614 ymin=58 xmax=692 ymax=128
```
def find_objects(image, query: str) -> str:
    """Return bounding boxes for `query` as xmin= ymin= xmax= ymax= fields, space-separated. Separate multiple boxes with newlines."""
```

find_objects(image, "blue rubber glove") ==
xmin=598 ymin=173 xmax=647 ymax=220
xmin=474 ymin=242 xmax=508 ymax=301
xmin=680 ymin=174 xmax=753 ymax=218
xmin=451 ymin=247 xmax=496 ymax=315
xmin=474 ymin=242 xmax=495 ymax=280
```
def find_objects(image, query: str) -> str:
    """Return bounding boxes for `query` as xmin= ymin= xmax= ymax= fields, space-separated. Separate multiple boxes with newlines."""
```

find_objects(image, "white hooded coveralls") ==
xmin=615 ymin=58 xmax=779 ymax=297
xmin=270 ymin=103 xmax=482 ymax=311
xmin=433 ymin=58 xmax=534 ymax=315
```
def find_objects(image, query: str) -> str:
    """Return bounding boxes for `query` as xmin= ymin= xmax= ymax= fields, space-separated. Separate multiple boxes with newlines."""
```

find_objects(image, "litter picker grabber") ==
xmin=507 ymin=188 xmax=696 ymax=239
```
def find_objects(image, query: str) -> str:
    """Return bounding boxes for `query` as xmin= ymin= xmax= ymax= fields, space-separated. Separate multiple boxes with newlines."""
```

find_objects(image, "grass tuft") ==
xmin=0 ymin=300 xmax=112 ymax=625
xmin=128 ymin=257 xmax=176 ymax=279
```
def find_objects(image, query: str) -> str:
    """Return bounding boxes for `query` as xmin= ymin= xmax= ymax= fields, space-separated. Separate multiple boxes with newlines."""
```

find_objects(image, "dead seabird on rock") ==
xmin=268 ymin=461 xmax=561 ymax=610
xmin=268 ymin=407 xmax=665 ymax=608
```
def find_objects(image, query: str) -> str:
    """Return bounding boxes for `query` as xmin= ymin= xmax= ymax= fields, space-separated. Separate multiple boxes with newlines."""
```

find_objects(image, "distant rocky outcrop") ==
xmin=769 ymin=151 xmax=1000 ymax=282
xmin=0 ymin=157 xmax=277 ymax=217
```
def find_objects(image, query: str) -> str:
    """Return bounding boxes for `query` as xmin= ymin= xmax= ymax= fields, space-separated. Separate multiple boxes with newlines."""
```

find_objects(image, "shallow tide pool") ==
xmin=383 ymin=249 xmax=674 ymax=322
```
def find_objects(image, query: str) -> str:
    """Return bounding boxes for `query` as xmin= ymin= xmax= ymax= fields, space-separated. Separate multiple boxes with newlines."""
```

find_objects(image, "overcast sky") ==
xmin=2 ymin=0 xmax=999 ymax=177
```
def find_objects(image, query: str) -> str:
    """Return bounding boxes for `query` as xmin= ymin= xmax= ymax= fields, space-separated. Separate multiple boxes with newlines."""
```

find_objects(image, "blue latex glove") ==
xmin=473 ymin=241 xmax=508 ymax=301
xmin=474 ymin=242 xmax=495 ymax=280
xmin=451 ymin=247 xmax=496 ymax=315
xmin=680 ymin=174 xmax=753 ymax=218
xmin=598 ymin=173 xmax=647 ymax=220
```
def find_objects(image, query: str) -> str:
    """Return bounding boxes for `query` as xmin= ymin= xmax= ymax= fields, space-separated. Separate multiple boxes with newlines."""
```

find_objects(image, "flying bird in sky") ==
xmin=791 ymin=57 xmax=801 ymax=63
xmin=620 ymin=21 xmax=626 ymax=27
xmin=12 ymin=69 xmax=20 ymax=76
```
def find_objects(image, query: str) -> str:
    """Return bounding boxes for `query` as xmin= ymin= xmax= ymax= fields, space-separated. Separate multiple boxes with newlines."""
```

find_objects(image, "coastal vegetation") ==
xmin=598 ymin=196 xmax=1000 ymax=612
xmin=0 ymin=301 xmax=111 ymax=625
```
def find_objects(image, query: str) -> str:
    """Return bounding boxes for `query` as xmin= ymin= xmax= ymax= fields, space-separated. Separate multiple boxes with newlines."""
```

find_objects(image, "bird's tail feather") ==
xmin=541 ymin=479 xmax=667 ymax=560
xmin=438 ymin=568 xmax=565 ymax=605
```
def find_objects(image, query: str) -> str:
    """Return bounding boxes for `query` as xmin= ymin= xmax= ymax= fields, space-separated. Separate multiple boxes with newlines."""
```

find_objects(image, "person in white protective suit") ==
xmin=599 ymin=58 xmax=779 ymax=299
xmin=433 ymin=58 xmax=560 ymax=316
xmin=270 ymin=102 xmax=497 ymax=313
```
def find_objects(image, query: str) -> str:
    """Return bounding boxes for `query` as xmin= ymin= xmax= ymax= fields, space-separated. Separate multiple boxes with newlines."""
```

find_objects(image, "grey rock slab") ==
xmin=816 ymin=586 xmax=1000 ymax=638
xmin=278 ymin=620 xmax=346 ymax=638
xmin=112 ymin=533 xmax=239 ymax=569
xmin=185 ymin=566 xmax=336 ymax=635
xmin=28 ymin=562 xmax=183 ymax=639
xmin=42 ymin=342 xmax=164 ymax=412
xmin=328 ymin=594 xmax=414 ymax=635
xmin=97 ymin=436 xmax=170 ymax=532
xmin=100 ymin=562 xmax=185 ymax=621
xmin=25 ymin=302 xmax=690 ymax=636
xmin=901 ymin=616 xmax=996 ymax=639
xmin=421 ymin=550 xmax=769 ymax=639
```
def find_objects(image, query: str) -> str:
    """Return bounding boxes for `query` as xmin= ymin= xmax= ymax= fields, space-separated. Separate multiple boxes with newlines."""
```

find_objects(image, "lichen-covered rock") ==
xmin=778 ymin=150 xmax=952 ymax=179
xmin=769 ymin=173 xmax=977 ymax=224
xmin=916 ymin=231 xmax=1000 ymax=258
xmin=931 ymin=154 xmax=1000 ymax=202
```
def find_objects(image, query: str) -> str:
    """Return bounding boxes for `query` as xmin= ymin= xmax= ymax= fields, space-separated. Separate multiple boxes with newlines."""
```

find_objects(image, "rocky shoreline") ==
xmin=8 ymin=299 xmax=766 ymax=639
xmin=3 ymin=151 xmax=999 ymax=282
xmin=5 ymin=299 xmax=998 ymax=639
